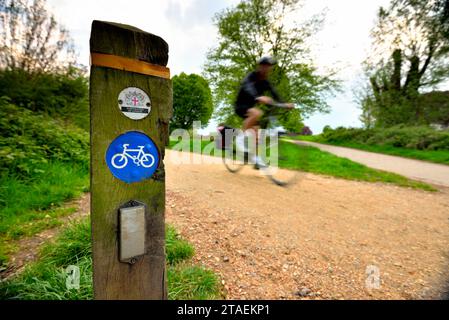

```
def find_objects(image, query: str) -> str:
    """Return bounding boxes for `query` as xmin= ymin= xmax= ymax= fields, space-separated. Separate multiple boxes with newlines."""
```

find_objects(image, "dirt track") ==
xmin=165 ymin=150 xmax=449 ymax=300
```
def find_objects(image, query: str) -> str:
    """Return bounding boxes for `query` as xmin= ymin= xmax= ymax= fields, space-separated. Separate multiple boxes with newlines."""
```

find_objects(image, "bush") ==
xmin=320 ymin=126 xmax=449 ymax=151
xmin=0 ymin=98 xmax=89 ymax=178
xmin=0 ymin=68 xmax=89 ymax=130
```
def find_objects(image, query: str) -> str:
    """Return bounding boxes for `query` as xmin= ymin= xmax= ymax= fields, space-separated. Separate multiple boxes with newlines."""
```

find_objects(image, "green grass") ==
xmin=166 ymin=225 xmax=195 ymax=265
xmin=168 ymin=264 xmax=220 ymax=300
xmin=167 ymin=137 xmax=435 ymax=191
xmin=290 ymin=135 xmax=449 ymax=165
xmin=169 ymin=136 xmax=224 ymax=157
xmin=0 ymin=219 xmax=221 ymax=300
xmin=279 ymin=141 xmax=435 ymax=191
xmin=0 ymin=161 xmax=89 ymax=267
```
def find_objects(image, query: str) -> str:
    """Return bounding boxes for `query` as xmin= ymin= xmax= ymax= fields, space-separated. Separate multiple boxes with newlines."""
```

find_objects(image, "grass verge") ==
xmin=0 ymin=218 xmax=221 ymax=300
xmin=279 ymin=141 xmax=435 ymax=191
xmin=290 ymin=135 xmax=449 ymax=165
xmin=0 ymin=161 xmax=89 ymax=267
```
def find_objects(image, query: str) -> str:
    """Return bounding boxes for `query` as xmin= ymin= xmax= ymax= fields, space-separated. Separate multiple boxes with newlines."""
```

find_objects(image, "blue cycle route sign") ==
xmin=106 ymin=131 xmax=160 ymax=184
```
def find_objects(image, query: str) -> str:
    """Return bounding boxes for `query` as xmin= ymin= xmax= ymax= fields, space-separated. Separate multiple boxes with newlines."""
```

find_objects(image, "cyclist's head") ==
xmin=258 ymin=56 xmax=277 ymax=66
xmin=257 ymin=56 xmax=277 ymax=78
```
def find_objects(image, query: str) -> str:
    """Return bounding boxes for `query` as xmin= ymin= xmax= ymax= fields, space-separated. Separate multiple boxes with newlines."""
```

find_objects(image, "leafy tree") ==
xmin=171 ymin=73 xmax=213 ymax=131
xmin=204 ymin=0 xmax=339 ymax=128
xmin=0 ymin=0 xmax=76 ymax=72
xmin=360 ymin=0 xmax=449 ymax=127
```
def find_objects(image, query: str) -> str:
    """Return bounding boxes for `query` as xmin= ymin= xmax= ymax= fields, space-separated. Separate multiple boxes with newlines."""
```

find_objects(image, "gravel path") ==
xmin=4 ymin=150 xmax=449 ymax=300
xmin=290 ymin=140 xmax=449 ymax=187
xmin=165 ymin=150 xmax=449 ymax=300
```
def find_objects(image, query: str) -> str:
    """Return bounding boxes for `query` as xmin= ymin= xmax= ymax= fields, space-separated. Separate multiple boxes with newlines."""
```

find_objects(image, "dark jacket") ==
xmin=235 ymin=71 xmax=282 ymax=109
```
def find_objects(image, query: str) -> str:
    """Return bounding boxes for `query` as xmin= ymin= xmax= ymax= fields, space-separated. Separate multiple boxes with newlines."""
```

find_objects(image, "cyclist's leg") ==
xmin=244 ymin=107 xmax=263 ymax=145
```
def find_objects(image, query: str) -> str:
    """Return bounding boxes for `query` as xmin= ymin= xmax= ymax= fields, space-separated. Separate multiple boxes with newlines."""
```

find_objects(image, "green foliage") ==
xmin=0 ymin=219 xmax=221 ymax=300
xmin=171 ymin=73 xmax=213 ymax=131
xmin=418 ymin=91 xmax=449 ymax=126
xmin=204 ymin=0 xmax=340 ymax=126
xmin=320 ymin=126 xmax=449 ymax=151
xmin=0 ymin=68 xmax=89 ymax=129
xmin=0 ymin=98 xmax=89 ymax=178
xmin=360 ymin=0 xmax=449 ymax=127
xmin=279 ymin=108 xmax=303 ymax=133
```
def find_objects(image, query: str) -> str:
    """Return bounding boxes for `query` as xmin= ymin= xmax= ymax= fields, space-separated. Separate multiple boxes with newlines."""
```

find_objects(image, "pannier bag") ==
xmin=216 ymin=125 xmax=236 ymax=150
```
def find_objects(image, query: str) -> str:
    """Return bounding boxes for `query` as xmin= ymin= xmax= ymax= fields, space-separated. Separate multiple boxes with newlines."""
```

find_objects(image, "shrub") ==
xmin=0 ymin=68 xmax=89 ymax=130
xmin=320 ymin=126 xmax=449 ymax=151
xmin=0 ymin=98 xmax=89 ymax=178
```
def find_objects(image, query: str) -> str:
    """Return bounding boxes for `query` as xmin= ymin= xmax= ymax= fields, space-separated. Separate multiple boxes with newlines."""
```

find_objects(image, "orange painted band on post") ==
xmin=90 ymin=52 xmax=170 ymax=79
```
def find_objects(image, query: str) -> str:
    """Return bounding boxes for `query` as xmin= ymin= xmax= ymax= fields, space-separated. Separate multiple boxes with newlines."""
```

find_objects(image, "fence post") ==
xmin=89 ymin=20 xmax=172 ymax=299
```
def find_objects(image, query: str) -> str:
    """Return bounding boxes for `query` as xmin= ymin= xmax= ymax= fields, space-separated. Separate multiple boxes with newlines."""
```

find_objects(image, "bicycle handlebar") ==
xmin=268 ymin=102 xmax=293 ymax=108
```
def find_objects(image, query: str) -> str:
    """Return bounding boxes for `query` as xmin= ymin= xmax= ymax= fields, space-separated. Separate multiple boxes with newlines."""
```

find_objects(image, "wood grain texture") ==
xmin=90 ymin=20 xmax=169 ymax=66
xmin=90 ymin=21 xmax=172 ymax=300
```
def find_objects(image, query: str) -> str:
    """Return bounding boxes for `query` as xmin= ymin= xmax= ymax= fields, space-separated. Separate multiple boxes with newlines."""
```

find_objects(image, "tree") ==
xmin=171 ymin=73 xmax=213 ymax=131
xmin=433 ymin=0 xmax=448 ymax=40
xmin=360 ymin=0 xmax=449 ymax=127
xmin=204 ymin=0 xmax=339 ymax=128
xmin=0 ymin=0 xmax=76 ymax=72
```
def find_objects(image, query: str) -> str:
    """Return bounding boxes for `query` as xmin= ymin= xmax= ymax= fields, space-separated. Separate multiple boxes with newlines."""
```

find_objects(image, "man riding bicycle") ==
xmin=235 ymin=56 xmax=294 ymax=166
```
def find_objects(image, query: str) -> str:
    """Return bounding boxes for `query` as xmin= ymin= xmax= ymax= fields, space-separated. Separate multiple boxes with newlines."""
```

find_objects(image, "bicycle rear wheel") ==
xmin=223 ymin=147 xmax=247 ymax=173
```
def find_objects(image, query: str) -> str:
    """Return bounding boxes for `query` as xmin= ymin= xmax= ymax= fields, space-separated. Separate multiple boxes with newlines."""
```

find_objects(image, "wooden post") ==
xmin=89 ymin=20 xmax=172 ymax=300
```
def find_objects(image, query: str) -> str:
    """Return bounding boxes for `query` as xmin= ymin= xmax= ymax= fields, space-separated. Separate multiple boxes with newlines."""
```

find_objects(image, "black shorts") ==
xmin=235 ymin=105 xmax=251 ymax=119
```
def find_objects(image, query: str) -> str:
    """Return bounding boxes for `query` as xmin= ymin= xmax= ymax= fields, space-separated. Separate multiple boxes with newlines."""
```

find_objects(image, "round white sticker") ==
xmin=118 ymin=87 xmax=151 ymax=120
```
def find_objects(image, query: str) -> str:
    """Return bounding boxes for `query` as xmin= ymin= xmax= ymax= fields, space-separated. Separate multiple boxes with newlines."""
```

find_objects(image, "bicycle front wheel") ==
xmin=259 ymin=138 xmax=301 ymax=187
xmin=262 ymin=165 xmax=299 ymax=187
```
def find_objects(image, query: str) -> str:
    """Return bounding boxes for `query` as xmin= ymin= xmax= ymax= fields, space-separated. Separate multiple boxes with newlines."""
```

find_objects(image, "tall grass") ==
xmin=0 ymin=219 xmax=221 ymax=300
xmin=0 ymin=162 xmax=89 ymax=240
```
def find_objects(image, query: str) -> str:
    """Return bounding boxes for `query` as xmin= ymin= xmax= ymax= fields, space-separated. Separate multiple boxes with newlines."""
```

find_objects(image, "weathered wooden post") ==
xmin=89 ymin=20 xmax=172 ymax=299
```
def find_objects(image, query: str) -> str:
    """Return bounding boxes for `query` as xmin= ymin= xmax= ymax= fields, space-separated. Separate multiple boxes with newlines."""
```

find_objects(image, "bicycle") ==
xmin=111 ymin=144 xmax=155 ymax=169
xmin=221 ymin=102 xmax=300 ymax=187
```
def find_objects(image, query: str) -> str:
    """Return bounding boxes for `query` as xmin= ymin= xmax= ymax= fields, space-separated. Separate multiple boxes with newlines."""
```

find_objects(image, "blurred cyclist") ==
xmin=234 ymin=56 xmax=294 ymax=166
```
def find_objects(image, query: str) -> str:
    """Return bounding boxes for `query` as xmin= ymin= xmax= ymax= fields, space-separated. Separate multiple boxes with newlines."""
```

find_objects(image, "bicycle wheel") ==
xmin=262 ymin=165 xmax=299 ymax=187
xmin=140 ymin=154 xmax=155 ymax=168
xmin=259 ymin=138 xmax=299 ymax=187
xmin=111 ymin=154 xmax=128 ymax=169
xmin=222 ymin=147 xmax=246 ymax=173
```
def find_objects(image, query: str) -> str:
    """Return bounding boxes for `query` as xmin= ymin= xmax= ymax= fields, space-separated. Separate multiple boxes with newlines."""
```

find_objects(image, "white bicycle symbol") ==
xmin=111 ymin=144 xmax=155 ymax=169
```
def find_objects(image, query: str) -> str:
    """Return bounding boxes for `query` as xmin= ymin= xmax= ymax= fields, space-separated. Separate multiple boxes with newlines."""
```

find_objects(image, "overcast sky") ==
xmin=48 ymin=0 xmax=394 ymax=134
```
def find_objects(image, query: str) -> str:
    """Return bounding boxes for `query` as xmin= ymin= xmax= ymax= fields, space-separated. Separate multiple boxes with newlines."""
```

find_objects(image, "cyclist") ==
xmin=234 ymin=56 xmax=294 ymax=166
